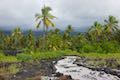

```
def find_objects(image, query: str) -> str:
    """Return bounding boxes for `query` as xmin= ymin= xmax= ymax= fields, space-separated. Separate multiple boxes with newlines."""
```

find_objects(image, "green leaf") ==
xmin=48 ymin=13 xmax=57 ymax=19
xmin=36 ymin=21 xmax=41 ymax=29
xmin=35 ymin=14 xmax=43 ymax=21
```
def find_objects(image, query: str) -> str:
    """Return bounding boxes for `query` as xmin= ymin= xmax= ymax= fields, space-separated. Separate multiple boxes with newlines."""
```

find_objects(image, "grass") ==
xmin=0 ymin=50 xmax=120 ymax=64
xmin=0 ymin=53 xmax=19 ymax=63
xmin=0 ymin=50 xmax=78 ymax=63
xmin=17 ymin=50 xmax=79 ymax=62
xmin=0 ymin=64 xmax=20 ymax=79
xmin=79 ymin=53 xmax=120 ymax=64
xmin=79 ymin=53 xmax=120 ymax=68
xmin=79 ymin=53 xmax=120 ymax=59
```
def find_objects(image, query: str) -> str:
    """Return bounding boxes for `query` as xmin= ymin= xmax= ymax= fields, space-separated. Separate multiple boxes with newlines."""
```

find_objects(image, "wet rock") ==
xmin=52 ymin=61 xmax=57 ymax=64
xmin=103 ymin=68 xmax=111 ymax=73
xmin=89 ymin=72 xmax=96 ymax=75
xmin=111 ymin=69 xmax=120 ymax=77
xmin=55 ymin=72 xmax=63 ymax=77
xmin=0 ymin=75 xmax=5 ymax=80
xmin=98 ymin=72 xmax=105 ymax=77
xmin=59 ymin=75 xmax=72 ymax=80
xmin=117 ymin=65 xmax=120 ymax=70
xmin=74 ymin=61 xmax=84 ymax=66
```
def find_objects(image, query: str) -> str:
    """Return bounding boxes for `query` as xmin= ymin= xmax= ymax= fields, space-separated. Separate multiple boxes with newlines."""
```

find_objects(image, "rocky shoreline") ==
xmin=74 ymin=56 xmax=120 ymax=78
xmin=0 ymin=56 xmax=120 ymax=80
xmin=0 ymin=57 xmax=72 ymax=80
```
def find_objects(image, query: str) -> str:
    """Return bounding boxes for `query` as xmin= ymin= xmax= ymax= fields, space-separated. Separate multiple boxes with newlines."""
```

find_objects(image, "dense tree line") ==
xmin=0 ymin=6 xmax=120 ymax=53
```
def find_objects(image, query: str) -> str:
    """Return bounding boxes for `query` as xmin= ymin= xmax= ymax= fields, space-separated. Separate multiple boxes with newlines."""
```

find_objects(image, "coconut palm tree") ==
xmin=25 ymin=30 xmax=35 ymax=51
xmin=104 ymin=16 xmax=118 ymax=37
xmin=77 ymin=33 xmax=87 ymax=44
xmin=62 ymin=25 xmax=74 ymax=49
xmin=35 ymin=5 xmax=56 ymax=30
xmin=88 ymin=21 xmax=103 ymax=41
xmin=11 ymin=27 xmax=23 ymax=49
xmin=35 ymin=5 xmax=56 ymax=50
xmin=12 ymin=27 xmax=22 ymax=37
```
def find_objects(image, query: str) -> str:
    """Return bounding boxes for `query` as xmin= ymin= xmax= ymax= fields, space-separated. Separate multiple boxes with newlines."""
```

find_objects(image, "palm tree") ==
xmin=12 ymin=27 xmax=22 ymax=37
xmin=104 ymin=16 xmax=118 ymax=37
xmin=4 ymin=36 xmax=13 ymax=49
xmin=88 ymin=21 xmax=103 ymax=41
xmin=26 ymin=30 xmax=35 ymax=51
xmin=77 ymin=33 xmax=87 ymax=44
xmin=35 ymin=5 xmax=56 ymax=48
xmin=54 ymin=28 xmax=60 ymax=34
xmin=62 ymin=25 xmax=74 ymax=49
xmin=11 ymin=27 xmax=23 ymax=49
xmin=63 ymin=25 xmax=73 ymax=39
xmin=35 ymin=5 xmax=56 ymax=50
xmin=66 ymin=25 xmax=73 ymax=33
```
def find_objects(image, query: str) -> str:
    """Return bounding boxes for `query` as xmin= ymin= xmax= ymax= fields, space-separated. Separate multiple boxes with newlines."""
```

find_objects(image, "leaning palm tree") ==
xmin=35 ymin=5 xmax=56 ymax=50
xmin=104 ymin=16 xmax=118 ymax=35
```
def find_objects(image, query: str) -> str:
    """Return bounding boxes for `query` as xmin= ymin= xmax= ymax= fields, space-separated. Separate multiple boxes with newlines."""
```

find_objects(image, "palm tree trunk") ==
xmin=43 ymin=19 xmax=46 ymax=51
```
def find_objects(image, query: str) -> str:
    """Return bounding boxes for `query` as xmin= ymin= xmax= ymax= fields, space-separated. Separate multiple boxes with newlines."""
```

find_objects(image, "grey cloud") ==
xmin=0 ymin=0 xmax=120 ymax=30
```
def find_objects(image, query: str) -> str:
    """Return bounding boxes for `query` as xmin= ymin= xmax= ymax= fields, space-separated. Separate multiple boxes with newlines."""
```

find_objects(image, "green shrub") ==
xmin=101 ymin=41 xmax=120 ymax=53
xmin=79 ymin=44 xmax=95 ymax=53
xmin=0 ymin=53 xmax=18 ymax=62
xmin=17 ymin=53 xmax=32 ymax=62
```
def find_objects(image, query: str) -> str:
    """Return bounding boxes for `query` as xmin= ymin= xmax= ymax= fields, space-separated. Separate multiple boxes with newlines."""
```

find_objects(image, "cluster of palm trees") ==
xmin=88 ymin=16 xmax=119 ymax=41
xmin=0 ymin=5 xmax=120 ymax=53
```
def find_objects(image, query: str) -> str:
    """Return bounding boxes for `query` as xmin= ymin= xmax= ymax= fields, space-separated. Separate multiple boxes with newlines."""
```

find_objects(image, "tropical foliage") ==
xmin=0 ymin=6 xmax=120 ymax=55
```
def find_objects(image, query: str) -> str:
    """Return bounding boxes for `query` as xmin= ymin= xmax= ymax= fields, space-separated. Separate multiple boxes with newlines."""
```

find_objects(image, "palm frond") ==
xmin=48 ymin=13 xmax=57 ymax=19
xmin=36 ymin=21 xmax=41 ymax=29
xmin=35 ymin=14 xmax=43 ymax=21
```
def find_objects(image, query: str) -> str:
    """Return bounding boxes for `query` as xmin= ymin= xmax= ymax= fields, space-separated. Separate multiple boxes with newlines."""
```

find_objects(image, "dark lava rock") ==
xmin=11 ymin=60 xmax=56 ymax=80
xmin=55 ymin=72 xmax=63 ymax=77
xmin=98 ymin=72 xmax=105 ymax=77
xmin=3 ymin=50 xmax=23 ymax=56
xmin=111 ymin=69 xmax=120 ymax=77
xmin=117 ymin=65 xmax=120 ymax=70
xmin=55 ymin=72 xmax=72 ymax=80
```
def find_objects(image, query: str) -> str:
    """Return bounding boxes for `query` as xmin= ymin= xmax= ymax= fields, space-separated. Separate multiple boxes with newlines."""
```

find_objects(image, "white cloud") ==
xmin=0 ymin=0 xmax=120 ymax=30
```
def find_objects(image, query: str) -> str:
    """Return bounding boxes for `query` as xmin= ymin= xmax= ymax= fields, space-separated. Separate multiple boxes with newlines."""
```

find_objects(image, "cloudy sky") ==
xmin=0 ymin=0 xmax=120 ymax=31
